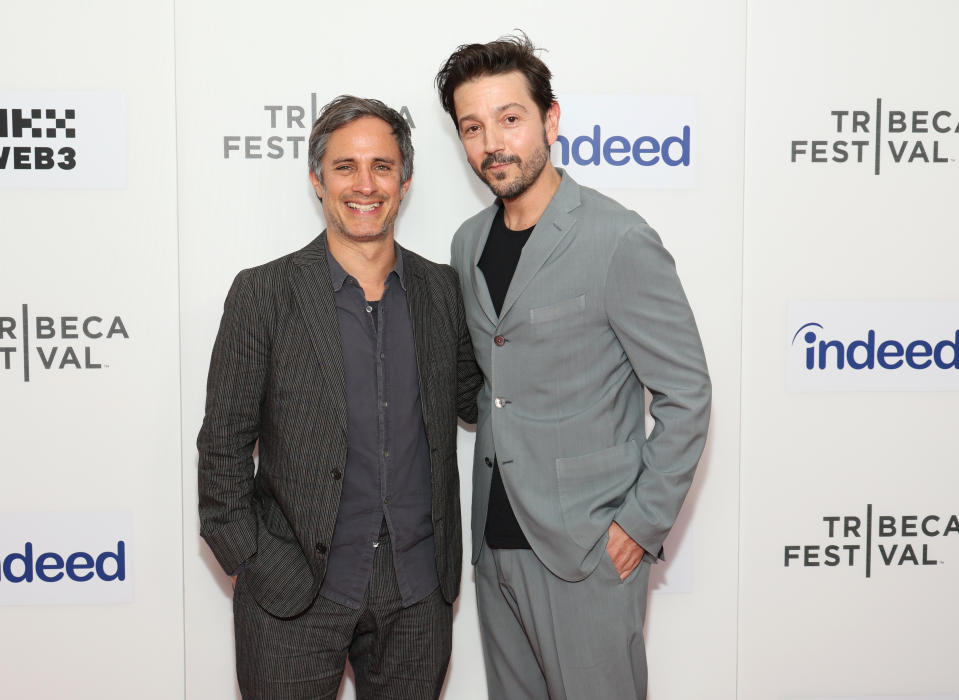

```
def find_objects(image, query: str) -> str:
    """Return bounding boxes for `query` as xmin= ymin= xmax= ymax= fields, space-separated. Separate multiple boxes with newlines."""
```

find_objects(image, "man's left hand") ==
xmin=606 ymin=521 xmax=646 ymax=580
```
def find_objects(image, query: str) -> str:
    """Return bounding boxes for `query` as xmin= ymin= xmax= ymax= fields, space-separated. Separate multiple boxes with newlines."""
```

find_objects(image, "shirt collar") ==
xmin=325 ymin=237 xmax=406 ymax=293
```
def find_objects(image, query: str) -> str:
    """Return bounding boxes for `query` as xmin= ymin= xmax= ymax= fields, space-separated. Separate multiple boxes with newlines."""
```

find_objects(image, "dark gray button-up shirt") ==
xmin=318 ymin=243 xmax=437 ymax=609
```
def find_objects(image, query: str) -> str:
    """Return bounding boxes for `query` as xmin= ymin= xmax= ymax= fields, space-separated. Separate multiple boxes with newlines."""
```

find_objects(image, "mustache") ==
xmin=481 ymin=153 xmax=520 ymax=170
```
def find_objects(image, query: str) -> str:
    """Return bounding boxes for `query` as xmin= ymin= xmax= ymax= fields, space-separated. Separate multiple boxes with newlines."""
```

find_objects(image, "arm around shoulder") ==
xmin=447 ymin=266 xmax=481 ymax=424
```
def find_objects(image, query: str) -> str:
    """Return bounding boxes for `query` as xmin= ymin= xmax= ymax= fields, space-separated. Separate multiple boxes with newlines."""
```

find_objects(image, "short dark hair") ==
xmin=307 ymin=95 xmax=413 ymax=184
xmin=435 ymin=31 xmax=555 ymax=130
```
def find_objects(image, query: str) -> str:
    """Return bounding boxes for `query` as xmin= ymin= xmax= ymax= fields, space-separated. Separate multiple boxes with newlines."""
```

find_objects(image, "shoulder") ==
xmin=574 ymin=180 xmax=650 ymax=239
xmin=400 ymin=246 xmax=459 ymax=289
xmin=235 ymin=235 xmax=324 ymax=289
xmin=452 ymin=203 xmax=497 ymax=253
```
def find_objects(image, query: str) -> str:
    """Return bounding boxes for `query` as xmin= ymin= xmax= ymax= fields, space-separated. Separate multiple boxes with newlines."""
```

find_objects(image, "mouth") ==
xmin=346 ymin=201 xmax=382 ymax=213
xmin=482 ymin=155 xmax=519 ymax=172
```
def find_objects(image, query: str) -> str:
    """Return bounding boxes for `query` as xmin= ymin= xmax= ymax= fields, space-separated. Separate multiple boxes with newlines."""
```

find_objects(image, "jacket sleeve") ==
xmin=196 ymin=270 xmax=269 ymax=575
xmin=604 ymin=223 xmax=711 ymax=560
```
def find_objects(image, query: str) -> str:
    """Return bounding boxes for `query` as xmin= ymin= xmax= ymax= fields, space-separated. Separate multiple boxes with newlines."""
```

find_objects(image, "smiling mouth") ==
xmin=346 ymin=202 xmax=382 ymax=212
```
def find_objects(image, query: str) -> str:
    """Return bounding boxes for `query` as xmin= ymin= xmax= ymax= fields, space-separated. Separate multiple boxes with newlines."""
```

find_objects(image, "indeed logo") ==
xmin=552 ymin=94 xmax=696 ymax=189
xmin=554 ymin=124 xmax=691 ymax=167
xmin=0 ymin=541 xmax=125 ymax=583
xmin=793 ymin=322 xmax=959 ymax=371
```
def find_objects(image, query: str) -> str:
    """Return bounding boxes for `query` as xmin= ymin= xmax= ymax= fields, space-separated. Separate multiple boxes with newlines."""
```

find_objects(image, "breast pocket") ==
xmin=529 ymin=294 xmax=587 ymax=338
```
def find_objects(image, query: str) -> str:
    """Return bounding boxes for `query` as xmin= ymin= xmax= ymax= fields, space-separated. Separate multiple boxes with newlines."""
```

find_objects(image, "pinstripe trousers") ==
xmin=233 ymin=534 xmax=453 ymax=700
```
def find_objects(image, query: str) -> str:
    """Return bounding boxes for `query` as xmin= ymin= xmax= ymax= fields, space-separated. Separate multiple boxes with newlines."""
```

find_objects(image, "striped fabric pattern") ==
xmin=198 ymin=232 xmax=481 ymax=619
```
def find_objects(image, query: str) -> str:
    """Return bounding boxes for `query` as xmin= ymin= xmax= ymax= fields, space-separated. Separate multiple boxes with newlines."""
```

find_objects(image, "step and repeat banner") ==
xmin=740 ymin=2 xmax=959 ymax=698
xmin=2 ymin=1 xmax=955 ymax=698
xmin=0 ymin=1 xmax=183 ymax=698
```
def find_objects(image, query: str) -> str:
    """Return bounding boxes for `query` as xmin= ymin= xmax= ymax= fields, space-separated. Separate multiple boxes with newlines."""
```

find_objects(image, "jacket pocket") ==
xmin=529 ymin=293 xmax=586 ymax=325
xmin=556 ymin=440 xmax=639 ymax=549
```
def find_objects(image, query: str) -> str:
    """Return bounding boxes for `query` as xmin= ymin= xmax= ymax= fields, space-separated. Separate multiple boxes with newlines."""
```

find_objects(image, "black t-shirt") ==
xmin=477 ymin=206 xmax=534 ymax=549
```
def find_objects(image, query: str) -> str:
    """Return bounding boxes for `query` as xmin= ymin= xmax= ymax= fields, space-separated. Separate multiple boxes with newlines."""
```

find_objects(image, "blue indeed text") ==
xmin=0 ymin=541 xmax=126 ymax=583
xmin=555 ymin=125 xmax=691 ymax=167
xmin=794 ymin=323 xmax=959 ymax=370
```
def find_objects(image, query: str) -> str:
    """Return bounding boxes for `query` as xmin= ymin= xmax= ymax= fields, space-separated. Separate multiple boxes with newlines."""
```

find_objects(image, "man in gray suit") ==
xmin=436 ymin=35 xmax=711 ymax=698
xmin=198 ymin=95 xmax=481 ymax=699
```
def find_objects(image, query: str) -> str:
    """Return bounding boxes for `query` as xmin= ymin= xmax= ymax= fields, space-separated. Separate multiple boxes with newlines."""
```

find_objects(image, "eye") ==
xmin=504 ymin=115 xmax=519 ymax=124
xmin=462 ymin=124 xmax=480 ymax=136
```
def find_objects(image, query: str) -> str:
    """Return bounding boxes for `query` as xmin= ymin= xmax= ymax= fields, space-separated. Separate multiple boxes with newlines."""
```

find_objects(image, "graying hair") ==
xmin=307 ymin=95 xmax=413 ymax=184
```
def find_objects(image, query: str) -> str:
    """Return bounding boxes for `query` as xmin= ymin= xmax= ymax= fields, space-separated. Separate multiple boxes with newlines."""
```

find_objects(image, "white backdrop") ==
xmin=2 ymin=1 xmax=956 ymax=698
xmin=1 ymin=1 xmax=182 ymax=698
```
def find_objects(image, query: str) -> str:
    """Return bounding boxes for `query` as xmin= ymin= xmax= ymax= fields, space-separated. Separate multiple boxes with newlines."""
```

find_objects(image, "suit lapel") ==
xmin=290 ymin=233 xmax=347 ymax=432
xmin=499 ymin=172 xmax=580 ymax=321
xmin=469 ymin=207 xmax=499 ymax=328
xmin=402 ymin=252 xmax=436 ymax=444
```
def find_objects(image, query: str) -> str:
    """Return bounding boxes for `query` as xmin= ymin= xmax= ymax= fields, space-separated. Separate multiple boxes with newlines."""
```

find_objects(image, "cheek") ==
xmin=462 ymin=137 xmax=484 ymax=157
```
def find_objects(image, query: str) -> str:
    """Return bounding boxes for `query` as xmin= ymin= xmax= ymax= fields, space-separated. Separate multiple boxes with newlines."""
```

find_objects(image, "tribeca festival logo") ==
xmin=787 ymin=302 xmax=959 ymax=392
xmin=0 ymin=91 xmax=125 ymax=188
xmin=790 ymin=98 xmax=957 ymax=174
xmin=784 ymin=504 xmax=958 ymax=578
xmin=223 ymin=94 xmax=416 ymax=161
xmin=0 ymin=512 xmax=132 ymax=606
xmin=553 ymin=94 xmax=695 ymax=189
xmin=0 ymin=304 xmax=130 ymax=382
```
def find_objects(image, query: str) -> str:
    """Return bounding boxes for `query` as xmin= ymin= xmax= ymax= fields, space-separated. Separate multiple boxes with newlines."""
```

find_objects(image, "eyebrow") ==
xmin=457 ymin=102 xmax=530 ymax=127
xmin=330 ymin=156 xmax=398 ymax=166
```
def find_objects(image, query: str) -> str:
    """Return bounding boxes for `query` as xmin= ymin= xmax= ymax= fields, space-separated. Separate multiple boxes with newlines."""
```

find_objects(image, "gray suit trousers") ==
xmin=476 ymin=543 xmax=650 ymax=700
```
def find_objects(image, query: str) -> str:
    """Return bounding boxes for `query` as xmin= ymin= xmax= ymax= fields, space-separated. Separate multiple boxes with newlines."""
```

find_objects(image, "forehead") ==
xmin=452 ymin=71 xmax=536 ymax=114
xmin=323 ymin=116 xmax=399 ymax=158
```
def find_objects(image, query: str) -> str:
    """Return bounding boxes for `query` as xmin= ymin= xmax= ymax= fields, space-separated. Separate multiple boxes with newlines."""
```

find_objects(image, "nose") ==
xmin=483 ymin=125 xmax=504 ymax=154
xmin=352 ymin=167 xmax=375 ymax=195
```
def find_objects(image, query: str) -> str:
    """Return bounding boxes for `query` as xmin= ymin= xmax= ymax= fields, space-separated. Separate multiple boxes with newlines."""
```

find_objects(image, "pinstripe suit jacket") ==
xmin=198 ymin=232 xmax=481 ymax=619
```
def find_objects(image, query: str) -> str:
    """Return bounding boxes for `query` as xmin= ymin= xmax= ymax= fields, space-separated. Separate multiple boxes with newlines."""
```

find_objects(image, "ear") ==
xmin=400 ymin=177 xmax=411 ymax=200
xmin=308 ymin=170 xmax=324 ymax=199
xmin=544 ymin=100 xmax=561 ymax=146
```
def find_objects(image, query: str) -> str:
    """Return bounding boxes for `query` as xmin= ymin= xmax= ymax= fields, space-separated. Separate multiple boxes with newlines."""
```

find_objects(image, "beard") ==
xmin=475 ymin=136 xmax=551 ymax=201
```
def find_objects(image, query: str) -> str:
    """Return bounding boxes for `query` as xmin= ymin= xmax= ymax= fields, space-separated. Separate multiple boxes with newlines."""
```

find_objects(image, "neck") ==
xmin=326 ymin=232 xmax=396 ymax=301
xmin=501 ymin=163 xmax=562 ymax=231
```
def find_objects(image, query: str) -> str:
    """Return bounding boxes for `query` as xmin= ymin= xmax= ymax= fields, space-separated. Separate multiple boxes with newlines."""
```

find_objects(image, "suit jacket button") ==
xmin=331 ymin=469 xmax=342 ymax=480
xmin=315 ymin=542 xmax=327 ymax=554
xmin=484 ymin=457 xmax=492 ymax=467
xmin=494 ymin=335 xmax=506 ymax=346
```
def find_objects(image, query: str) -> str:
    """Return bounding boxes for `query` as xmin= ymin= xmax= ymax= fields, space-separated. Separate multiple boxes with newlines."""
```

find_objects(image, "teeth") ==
xmin=347 ymin=202 xmax=380 ymax=212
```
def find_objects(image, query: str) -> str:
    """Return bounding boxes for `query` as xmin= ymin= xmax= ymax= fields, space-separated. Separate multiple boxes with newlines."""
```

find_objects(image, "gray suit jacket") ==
xmin=198 ymin=233 xmax=481 ymax=618
xmin=451 ymin=171 xmax=711 ymax=582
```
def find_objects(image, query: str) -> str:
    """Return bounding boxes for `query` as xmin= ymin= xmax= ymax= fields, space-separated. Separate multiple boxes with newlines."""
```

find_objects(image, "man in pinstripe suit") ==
xmin=198 ymin=95 xmax=481 ymax=699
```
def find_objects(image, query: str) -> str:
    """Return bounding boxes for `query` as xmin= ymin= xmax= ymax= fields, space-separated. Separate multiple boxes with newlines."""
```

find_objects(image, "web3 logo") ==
xmin=786 ymin=302 xmax=959 ymax=392
xmin=0 ymin=91 xmax=126 ymax=190
xmin=553 ymin=94 xmax=696 ymax=189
